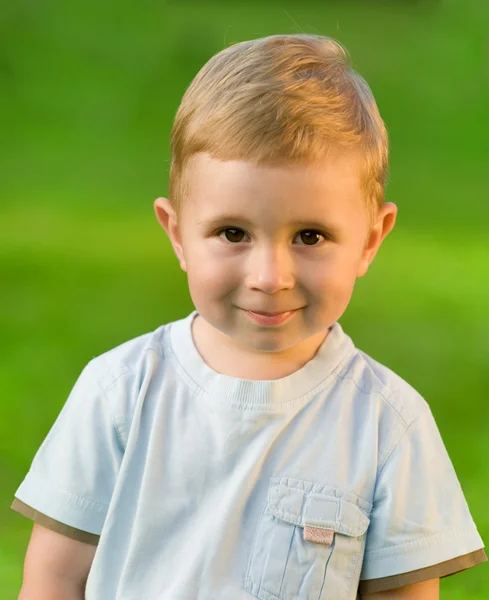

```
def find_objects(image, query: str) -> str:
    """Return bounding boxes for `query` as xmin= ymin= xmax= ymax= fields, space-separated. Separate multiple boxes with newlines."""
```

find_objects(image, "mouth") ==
xmin=243 ymin=309 xmax=300 ymax=316
xmin=241 ymin=307 xmax=300 ymax=327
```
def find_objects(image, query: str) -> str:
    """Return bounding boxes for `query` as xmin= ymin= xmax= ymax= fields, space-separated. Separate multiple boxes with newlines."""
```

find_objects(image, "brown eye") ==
xmin=220 ymin=228 xmax=245 ymax=243
xmin=298 ymin=230 xmax=325 ymax=246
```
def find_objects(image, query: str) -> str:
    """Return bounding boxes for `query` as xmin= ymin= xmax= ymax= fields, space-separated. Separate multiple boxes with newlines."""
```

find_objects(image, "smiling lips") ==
xmin=245 ymin=309 xmax=298 ymax=315
xmin=243 ymin=308 xmax=299 ymax=326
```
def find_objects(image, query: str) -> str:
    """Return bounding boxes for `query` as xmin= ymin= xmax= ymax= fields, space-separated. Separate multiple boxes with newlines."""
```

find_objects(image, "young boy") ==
xmin=12 ymin=34 xmax=486 ymax=599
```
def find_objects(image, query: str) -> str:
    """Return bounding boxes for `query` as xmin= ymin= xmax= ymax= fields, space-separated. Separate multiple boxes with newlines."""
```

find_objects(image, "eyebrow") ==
xmin=197 ymin=215 xmax=340 ymax=233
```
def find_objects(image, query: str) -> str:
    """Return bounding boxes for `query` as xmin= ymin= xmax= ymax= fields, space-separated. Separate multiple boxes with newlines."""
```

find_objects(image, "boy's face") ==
xmin=155 ymin=152 xmax=396 ymax=374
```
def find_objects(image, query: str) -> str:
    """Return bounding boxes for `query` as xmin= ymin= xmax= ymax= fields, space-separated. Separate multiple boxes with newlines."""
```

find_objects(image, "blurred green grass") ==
xmin=2 ymin=1 xmax=488 ymax=597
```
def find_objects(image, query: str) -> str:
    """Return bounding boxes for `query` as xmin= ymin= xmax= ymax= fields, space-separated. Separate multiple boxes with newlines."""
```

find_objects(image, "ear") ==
xmin=356 ymin=202 xmax=397 ymax=278
xmin=153 ymin=197 xmax=187 ymax=272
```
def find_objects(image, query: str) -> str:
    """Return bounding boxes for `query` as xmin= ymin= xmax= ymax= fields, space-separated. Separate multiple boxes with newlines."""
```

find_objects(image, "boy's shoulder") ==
xmin=86 ymin=321 xmax=169 ymax=392
xmin=340 ymin=341 xmax=431 ymax=428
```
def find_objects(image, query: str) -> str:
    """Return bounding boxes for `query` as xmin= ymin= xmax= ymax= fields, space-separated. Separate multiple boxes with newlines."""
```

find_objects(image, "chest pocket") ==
xmin=244 ymin=477 xmax=371 ymax=600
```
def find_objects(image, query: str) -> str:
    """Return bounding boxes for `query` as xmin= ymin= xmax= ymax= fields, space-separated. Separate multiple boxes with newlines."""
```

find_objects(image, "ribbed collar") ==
xmin=167 ymin=309 xmax=355 ymax=412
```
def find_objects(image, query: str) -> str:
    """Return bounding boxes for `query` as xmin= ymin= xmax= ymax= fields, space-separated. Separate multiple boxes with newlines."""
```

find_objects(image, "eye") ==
xmin=216 ymin=228 xmax=327 ymax=246
xmin=296 ymin=230 xmax=326 ymax=246
xmin=219 ymin=228 xmax=246 ymax=244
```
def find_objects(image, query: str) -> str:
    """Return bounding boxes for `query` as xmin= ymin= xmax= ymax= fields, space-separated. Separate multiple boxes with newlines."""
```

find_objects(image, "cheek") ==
xmin=186 ymin=254 xmax=236 ymax=294
xmin=309 ymin=252 xmax=358 ymax=288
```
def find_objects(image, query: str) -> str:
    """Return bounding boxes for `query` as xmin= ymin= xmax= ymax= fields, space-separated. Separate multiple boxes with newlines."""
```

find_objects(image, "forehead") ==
xmin=184 ymin=152 xmax=368 ymax=227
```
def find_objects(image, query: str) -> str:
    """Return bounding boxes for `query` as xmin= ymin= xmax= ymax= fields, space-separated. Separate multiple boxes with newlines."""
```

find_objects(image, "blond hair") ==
xmin=169 ymin=34 xmax=388 ymax=227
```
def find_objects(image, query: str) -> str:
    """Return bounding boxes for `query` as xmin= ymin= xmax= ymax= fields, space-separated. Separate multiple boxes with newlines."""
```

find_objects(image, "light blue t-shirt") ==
xmin=13 ymin=309 xmax=485 ymax=599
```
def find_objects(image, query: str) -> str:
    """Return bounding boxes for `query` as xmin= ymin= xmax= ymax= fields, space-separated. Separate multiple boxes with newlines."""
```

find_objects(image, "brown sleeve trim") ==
xmin=358 ymin=548 xmax=488 ymax=594
xmin=10 ymin=498 xmax=100 ymax=546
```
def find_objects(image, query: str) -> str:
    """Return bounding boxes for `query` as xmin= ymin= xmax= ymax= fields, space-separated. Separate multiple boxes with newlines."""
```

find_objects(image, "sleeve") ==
xmin=359 ymin=404 xmax=487 ymax=591
xmin=11 ymin=359 xmax=125 ymax=536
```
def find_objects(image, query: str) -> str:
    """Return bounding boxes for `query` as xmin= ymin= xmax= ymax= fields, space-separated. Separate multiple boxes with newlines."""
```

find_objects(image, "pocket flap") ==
xmin=269 ymin=480 xmax=370 ymax=537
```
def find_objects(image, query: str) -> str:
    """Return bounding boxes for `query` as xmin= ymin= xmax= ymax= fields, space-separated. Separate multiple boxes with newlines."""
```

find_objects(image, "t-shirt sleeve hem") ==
xmin=12 ymin=470 xmax=107 ymax=535
xmin=360 ymin=528 xmax=485 ymax=580
xmin=11 ymin=498 xmax=100 ymax=546
xmin=358 ymin=548 xmax=487 ymax=594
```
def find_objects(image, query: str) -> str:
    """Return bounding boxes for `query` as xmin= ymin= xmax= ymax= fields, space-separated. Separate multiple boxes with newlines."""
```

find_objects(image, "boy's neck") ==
xmin=191 ymin=314 xmax=329 ymax=381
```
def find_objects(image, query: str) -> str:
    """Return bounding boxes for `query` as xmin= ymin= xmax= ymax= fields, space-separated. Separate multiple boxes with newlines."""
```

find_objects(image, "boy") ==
xmin=12 ymin=34 xmax=486 ymax=599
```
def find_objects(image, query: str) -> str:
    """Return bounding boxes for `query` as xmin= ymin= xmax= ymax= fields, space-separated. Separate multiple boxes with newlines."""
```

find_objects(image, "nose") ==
xmin=245 ymin=244 xmax=296 ymax=293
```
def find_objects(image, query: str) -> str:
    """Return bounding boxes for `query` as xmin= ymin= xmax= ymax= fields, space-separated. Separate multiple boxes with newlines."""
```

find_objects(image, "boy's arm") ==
xmin=18 ymin=523 xmax=97 ymax=599
xmin=19 ymin=578 xmax=85 ymax=600
xmin=361 ymin=578 xmax=439 ymax=599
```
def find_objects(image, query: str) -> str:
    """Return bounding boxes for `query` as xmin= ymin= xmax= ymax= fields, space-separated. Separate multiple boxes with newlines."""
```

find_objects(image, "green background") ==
xmin=2 ymin=1 xmax=488 ymax=597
